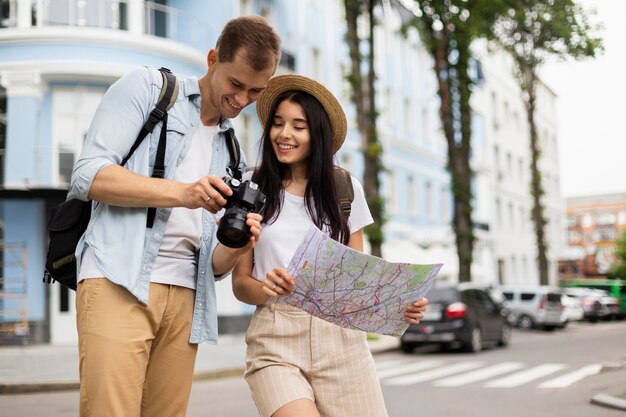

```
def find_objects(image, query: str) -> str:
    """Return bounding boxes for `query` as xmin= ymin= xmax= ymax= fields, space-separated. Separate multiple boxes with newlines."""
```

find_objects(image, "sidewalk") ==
xmin=0 ymin=333 xmax=400 ymax=394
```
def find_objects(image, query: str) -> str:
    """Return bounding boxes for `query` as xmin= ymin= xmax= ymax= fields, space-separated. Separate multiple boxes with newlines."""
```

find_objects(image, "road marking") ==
xmin=433 ymin=362 xmax=526 ymax=387
xmin=384 ymin=361 xmax=484 ymax=386
xmin=537 ymin=364 xmax=603 ymax=388
xmin=375 ymin=359 xmax=418 ymax=371
xmin=376 ymin=360 xmax=444 ymax=379
xmin=485 ymin=364 xmax=566 ymax=388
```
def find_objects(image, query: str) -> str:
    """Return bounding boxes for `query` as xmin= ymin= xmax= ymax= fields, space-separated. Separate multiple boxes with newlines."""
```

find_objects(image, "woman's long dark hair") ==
xmin=252 ymin=90 xmax=351 ymax=245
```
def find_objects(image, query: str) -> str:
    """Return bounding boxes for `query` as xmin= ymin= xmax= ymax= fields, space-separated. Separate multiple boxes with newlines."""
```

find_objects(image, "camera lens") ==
xmin=216 ymin=208 xmax=250 ymax=248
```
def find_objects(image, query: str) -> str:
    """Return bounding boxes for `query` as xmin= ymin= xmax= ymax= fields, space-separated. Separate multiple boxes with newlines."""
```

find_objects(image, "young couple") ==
xmin=71 ymin=15 xmax=427 ymax=417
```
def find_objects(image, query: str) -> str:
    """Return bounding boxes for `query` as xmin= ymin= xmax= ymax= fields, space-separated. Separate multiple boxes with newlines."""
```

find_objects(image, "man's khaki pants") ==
xmin=76 ymin=278 xmax=198 ymax=417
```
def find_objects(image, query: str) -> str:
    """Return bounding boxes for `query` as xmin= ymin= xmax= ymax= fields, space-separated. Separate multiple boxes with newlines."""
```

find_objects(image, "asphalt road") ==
xmin=3 ymin=320 xmax=625 ymax=417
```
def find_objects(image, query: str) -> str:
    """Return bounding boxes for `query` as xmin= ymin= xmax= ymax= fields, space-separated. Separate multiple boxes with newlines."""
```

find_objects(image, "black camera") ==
xmin=216 ymin=177 xmax=266 ymax=248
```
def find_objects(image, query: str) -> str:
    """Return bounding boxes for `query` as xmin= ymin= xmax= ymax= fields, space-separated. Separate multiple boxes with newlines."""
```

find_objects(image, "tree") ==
xmin=608 ymin=232 xmax=626 ymax=280
xmin=343 ymin=0 xmax=386 ymax=257
xmin=491 ymin=0 xmax=603 ymax=285
xmin=399 ymin=0 xmax=505 ymax=282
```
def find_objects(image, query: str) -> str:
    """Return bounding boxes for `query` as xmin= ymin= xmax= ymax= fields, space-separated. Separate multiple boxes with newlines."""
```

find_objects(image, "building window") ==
xmin=421 ymin=106 xmax=429 ymax=145
xmin=494 ymin=145 xmax=501 ymax=179
xmin=239 ymin=0 xmax=252 ymax=15
xmin=618 ymin=211 xmax=626 ymax=225
xmin=0 ymin=85 xmax=6 ymax=185
xmin=595 ymin=228 xmax=615 ymax=242
xmin=495 ymin=198 xmax=501 ymax=228
xmin=581 ymin=214 xmax=593 ymax=228
xmin=506 ymin=152 xmax=512 ymax=178
xmin=425 ymin=181 xmax=433 ymax=220
xmin=52 ymin=86 xmax=105 ymax=185
xmin=491 ymin=92 xmax=499 ymax=129
xmin=387 ymin=171 xmax=397 ymax=214
xmin=45 ymin=0 xmax=128 ymax=30
xmin=568 ymin=230 xmax=581 ymax=244
xmin=566 ymin=215 xmax=579 ymax=228
xmin=404 ymin=97 xmax=412 ymax=135
xmin=595 ymin=212 xmax=616 ymax=226
xmin=145 ymin=0 xmax=167 ymax=37
xmin=1 ymin=0 xmax=16 ymax=28
xmin=408 ymin=175 xmax=417 ymax=217
xmin=441 ymin=186 xmax=449 ymax=223
xmin=311 ymin=47 xmax=321 ymax=81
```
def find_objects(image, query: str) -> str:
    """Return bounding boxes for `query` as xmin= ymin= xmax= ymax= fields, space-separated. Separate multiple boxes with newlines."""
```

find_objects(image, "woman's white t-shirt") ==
xmin=251 ymin=175 xmax=373 ymax=282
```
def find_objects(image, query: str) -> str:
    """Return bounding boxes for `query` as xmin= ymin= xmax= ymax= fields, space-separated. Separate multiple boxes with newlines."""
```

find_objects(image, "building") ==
xmin=561 ymin=193 xmax=626 ymax=279
xmin=0 ymin=0 xmax=563 ymax=345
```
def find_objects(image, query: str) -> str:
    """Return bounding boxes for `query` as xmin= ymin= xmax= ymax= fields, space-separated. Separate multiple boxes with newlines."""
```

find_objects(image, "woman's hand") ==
xmin=262 ymin=268 xmax=296 ymax=297
xmin=404 ymin=297 xmax=429 ymax=325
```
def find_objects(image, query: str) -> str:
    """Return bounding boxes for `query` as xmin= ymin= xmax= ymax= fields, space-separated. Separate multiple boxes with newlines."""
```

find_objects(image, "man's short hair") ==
xmin=216 ymin=15 xmax=281 ymax=72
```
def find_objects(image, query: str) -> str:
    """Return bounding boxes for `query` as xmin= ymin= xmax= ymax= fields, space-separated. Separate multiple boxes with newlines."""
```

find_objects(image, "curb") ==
xmin=0 ymin=381 xmax=79 ymax=395
xmin=591 ymin=393 xmax=626 ymax=411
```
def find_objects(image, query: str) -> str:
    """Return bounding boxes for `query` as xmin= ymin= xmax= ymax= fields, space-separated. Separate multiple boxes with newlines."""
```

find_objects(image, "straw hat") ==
xmin=256 ymin=74 xmax=347 ymax=153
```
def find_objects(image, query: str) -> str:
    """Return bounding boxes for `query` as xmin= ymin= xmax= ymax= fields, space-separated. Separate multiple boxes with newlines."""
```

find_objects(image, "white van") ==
xmin=499 ymin=286 xmax=565 ymax=330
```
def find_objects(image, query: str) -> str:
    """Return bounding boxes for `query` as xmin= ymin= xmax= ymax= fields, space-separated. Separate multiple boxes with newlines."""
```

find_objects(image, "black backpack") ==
xmin=44 ymin=67 xmax=179 ymax=290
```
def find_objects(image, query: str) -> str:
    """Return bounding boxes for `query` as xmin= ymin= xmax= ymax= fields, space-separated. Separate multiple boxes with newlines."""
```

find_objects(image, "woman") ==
xmin=232 ymin=74 xmax=428 ymax=417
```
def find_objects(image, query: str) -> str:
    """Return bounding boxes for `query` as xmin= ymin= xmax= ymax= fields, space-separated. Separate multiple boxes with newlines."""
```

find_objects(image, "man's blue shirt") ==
xmin=68 ymin=66 xmax=242 ymax=344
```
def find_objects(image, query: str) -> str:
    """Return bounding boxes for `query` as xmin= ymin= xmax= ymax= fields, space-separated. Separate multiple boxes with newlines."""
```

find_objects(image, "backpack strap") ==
xmin=121 ymin=68 xmax=178 ymax=167
xmin=333 ymin=167 xmax=354 ymax=218
xmin=224 ymin=128 xmax=244 ymax=181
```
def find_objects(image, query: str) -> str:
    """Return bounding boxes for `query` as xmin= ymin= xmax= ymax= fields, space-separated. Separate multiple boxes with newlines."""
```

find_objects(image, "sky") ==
xmin=541 ymin=0 xmax=626 ymax=198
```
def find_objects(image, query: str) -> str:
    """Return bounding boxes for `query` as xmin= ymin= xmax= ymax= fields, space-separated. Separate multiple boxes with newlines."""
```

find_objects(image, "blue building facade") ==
xmin=0 ymin=0 xmax=454 ymax=344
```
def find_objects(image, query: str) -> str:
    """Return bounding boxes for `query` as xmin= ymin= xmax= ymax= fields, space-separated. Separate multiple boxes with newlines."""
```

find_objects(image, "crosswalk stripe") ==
xmin=375 ymin=359 xmax=417 ymax=372
xmin=384 ymin=361 xmax=484 ymax=386
xmin=376 ymin=360 xmax=444 ymax=379
xmin=485 ymin=364 xmax=566 ymax=388
xmin=537 ymin=364 xmax=603 ymax=388
xmin=433 ymin=362 xmax=526 ymax=387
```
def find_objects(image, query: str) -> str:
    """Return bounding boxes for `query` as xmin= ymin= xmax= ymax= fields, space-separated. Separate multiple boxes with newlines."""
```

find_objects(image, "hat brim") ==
xmin=256 ymin=74 xmax=347 ymax=153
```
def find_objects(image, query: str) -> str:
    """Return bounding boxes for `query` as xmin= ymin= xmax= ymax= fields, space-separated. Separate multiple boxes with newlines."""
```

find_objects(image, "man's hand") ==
xmin=181 ymin=175 xmax=233 ymax=213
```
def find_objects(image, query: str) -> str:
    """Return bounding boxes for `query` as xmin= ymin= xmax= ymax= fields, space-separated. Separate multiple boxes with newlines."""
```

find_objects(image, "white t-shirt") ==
xmin=78 ymin=122 xmax=218 ymax=290
xmin=150 ymin=123 xmax=218 ymax=289
xmin=251 ymin=175 xmax=373 ymax=282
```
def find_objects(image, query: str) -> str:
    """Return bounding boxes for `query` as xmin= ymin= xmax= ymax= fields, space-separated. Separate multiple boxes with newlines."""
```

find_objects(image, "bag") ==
xmin=333 ymin=167 xmax=354 ymax=218
xmin=43 ymin=67 xmax=179 ymax=290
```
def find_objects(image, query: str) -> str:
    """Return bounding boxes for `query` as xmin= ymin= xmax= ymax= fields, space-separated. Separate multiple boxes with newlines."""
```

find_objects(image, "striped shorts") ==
xmin=244 ymin=304 xmax=388 ymax=417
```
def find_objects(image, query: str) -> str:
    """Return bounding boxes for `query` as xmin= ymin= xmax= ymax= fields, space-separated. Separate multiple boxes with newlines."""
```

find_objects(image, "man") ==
xmin=68 ymin=16 xmax=281 ymax=417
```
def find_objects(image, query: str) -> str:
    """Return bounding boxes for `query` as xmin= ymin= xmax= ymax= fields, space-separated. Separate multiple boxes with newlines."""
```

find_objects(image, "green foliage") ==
xmin=491 ymin=0 xmax=603 ymax=284
xmin=491 ymin=0 xmax=603 ymax=69
xmin=343 ymin=0 xmax=386 ymax=255
xmin=401 ymin=0 xmax=512 ymax=280
xmin=608 ymin=232 xmax=626 ymax=280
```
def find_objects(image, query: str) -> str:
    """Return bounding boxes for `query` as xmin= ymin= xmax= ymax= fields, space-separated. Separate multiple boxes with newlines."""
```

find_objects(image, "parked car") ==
xmin=400 ymin=284 xmax=512 ymax=353
xmin=499 ymin=286 xmax=565 ymax=330
xmin=561 ymin=288 xmax=603 ymax=322
xmin=560 ymin=294 xmax=584 ymax=323
xmin=599 ymin=294 xmax=621 ymax=320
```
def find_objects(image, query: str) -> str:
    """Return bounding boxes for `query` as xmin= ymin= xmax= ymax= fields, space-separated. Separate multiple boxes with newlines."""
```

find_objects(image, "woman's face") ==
xmin=269 ymin=99 xmax=312 ymax=169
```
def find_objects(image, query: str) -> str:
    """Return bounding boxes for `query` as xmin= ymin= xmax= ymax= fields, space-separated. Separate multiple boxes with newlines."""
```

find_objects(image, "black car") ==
xmin=400 ymin=285 xmax=512 ymax=353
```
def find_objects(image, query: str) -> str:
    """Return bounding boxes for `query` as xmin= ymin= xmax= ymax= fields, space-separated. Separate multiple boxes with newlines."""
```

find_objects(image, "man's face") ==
xmin=207 ymin=49 xmax=275 ymax=120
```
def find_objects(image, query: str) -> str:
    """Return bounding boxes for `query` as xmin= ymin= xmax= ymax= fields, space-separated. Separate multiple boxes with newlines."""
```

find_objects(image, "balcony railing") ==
xmin=1 ymin=0 xmax=209 ymax=46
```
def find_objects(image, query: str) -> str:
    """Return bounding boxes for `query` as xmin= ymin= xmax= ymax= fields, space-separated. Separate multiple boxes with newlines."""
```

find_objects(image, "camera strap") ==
xmin=224 ymin=128 xmax=243 ymax=181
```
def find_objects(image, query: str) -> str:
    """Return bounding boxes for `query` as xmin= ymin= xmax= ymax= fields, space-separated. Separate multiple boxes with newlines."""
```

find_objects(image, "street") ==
xmin=2 ymin=320 xmax=625 ymax=417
